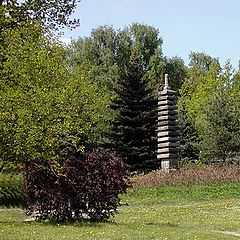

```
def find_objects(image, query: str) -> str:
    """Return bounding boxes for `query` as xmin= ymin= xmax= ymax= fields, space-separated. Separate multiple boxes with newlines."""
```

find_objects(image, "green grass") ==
xmin=1 ymin=182 xmax=240 ymax=240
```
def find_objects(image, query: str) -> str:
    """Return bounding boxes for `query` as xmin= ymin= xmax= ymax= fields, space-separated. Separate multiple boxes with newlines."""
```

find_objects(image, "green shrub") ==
xmin=0 ymin=173 xmax=26 ymax=207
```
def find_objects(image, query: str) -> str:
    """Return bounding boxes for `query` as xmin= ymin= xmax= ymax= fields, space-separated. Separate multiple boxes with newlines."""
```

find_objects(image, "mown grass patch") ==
xmin=1 ymin=182 xmax=240 ymax=240
xmin=125 ymin=181 xmax=240 ymax=204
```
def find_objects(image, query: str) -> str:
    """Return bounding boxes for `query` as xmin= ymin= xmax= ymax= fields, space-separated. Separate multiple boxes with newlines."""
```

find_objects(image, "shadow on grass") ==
xmin=0 ymin=219 xmax=108 ymax=229
xmin=0 ymin=217 xmax=179 ymax=230
xmin=145 ymin=221 xmax=179 ymax=228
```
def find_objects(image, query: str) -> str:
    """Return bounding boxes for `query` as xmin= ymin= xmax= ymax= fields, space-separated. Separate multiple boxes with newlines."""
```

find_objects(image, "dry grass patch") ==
xmin=132 ymin=164 xmax=240 ymax=188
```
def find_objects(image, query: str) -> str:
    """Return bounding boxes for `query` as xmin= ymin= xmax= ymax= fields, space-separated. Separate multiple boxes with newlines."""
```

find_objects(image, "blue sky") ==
xmin=62 ymin=0 xmax=240 ymax=69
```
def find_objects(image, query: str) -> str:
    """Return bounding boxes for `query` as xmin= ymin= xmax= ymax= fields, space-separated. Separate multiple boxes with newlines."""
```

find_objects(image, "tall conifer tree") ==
xmin=110 ymin=50 xmax=157 ymax=171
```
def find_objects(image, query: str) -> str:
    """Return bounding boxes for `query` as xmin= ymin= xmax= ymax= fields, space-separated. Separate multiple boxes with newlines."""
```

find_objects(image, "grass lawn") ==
xmin=1 ymin=182 xmax=240 ymax=240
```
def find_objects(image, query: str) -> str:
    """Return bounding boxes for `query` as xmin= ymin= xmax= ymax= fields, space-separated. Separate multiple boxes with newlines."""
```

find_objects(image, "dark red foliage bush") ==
xmin=25 ymin=149 xmax=129 ymax=222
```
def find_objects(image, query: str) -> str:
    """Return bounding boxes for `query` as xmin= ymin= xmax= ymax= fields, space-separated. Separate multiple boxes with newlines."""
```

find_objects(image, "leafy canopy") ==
xmin=178 ymin=52 xmax=240 ymax=162
xmin=0 ymin=23 xmax=109 ymax=171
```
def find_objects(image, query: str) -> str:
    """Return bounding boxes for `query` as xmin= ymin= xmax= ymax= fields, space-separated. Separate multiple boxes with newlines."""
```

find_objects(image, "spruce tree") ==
xmin=109 ymin=51 xmax=157 ymax=172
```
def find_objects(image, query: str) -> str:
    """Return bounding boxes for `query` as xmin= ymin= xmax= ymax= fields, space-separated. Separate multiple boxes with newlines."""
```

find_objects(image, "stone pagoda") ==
xmin=157 ymin=74 xmax=179 ymax=170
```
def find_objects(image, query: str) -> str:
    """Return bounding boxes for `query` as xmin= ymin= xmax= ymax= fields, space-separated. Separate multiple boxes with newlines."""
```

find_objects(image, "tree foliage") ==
xmin=68 ymin=23 xmax=186 ymax=92
xmin=0 ymin=0 xmax=130 ymax=224
xmin=0 ymin=23 xmax=109 ymax=171
xmin=68 ymin=24 xmax=186 ymax=160
xmin=178 ymin=52 xmax=240 ymax=162
xmin=0 ymin=0 xmax=80 ymax=31
xmin=68 ymin=24 xmax=162 ymax=91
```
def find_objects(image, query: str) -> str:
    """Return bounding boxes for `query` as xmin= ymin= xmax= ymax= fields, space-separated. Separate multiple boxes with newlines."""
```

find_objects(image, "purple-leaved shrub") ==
xmin=25 ymin=149 xmax=129 ymax=222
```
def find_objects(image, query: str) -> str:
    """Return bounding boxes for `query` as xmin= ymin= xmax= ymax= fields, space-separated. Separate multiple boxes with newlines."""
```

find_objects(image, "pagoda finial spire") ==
xmin=164 ymin=73 xmax=169 ymax=90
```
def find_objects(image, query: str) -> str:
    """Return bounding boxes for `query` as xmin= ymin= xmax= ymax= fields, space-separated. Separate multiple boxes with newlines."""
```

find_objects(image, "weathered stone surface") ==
xmin=158 ymin=95 xmax=176 ymax=101
xmin=161 ymin=160 xmax=169 ymax=170
xmin=157 ymin=110 xmax=177 ymax=116
xmin=158 ymin=142 xmax=180 ymax=148
xmin=158 ymin=136 xmax=179 ymax=143
xmin=158 ymin=120 xmax=177 ymax=126
xmin=158 ymin=105 xmax=177 ymax=111
xmin=157 ymin=153 xmax=178 ymax=159
xmin=160 ymin=159 xmax=178 ymax=170
xmin=157 ymin=148 xmax=178 ymax=153
xmin=158 ymin=125 xmax=178 ymax=131
xmin=157 ymin=74 xmax=179 ymax=170
xmin=158 ymin=115 xmax=177 ymax=121
xmin=158 ymin=100 xmax=176 ymax=106
xmin=157 ymin=131 xmax=178 ymax=137
xmin=160 ymin=89 xmax=176 ymax=95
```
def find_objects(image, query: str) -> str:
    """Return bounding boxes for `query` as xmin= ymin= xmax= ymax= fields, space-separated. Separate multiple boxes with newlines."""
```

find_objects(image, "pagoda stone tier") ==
xmin=157 ymin=74 xmax=179 ymax=170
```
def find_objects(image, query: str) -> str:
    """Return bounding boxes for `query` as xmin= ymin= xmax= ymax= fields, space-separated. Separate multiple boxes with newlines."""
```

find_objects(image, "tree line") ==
xmin=1 ymin=0 xmax=240 ymax=174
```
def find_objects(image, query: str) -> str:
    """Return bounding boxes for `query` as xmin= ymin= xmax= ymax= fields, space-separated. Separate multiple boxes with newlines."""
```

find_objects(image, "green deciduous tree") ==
xmin=178 ymin=108 xmax=200 ymax=162
xmin=0 ymin=0 xmax=80 ymax=30
xmin=0 ymin=0 xmax=109 ymax=173
xmin=199 ymin=63 xmax=240 ymax=161
xmin=178 ymin=53 xmax=240 ymax=162
xmin=0 ymin=23 xmax=109 ymax=172
xmin=68 ymin=23 xmax=164 ymax=92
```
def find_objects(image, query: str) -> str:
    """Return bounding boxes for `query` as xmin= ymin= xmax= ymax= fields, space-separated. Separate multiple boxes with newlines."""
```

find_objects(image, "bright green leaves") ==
xmin=0 ymin=0 xmax=80 ymax=31
xmin=178 ymin=52 xmax=240 ymax=162
xmin=0 ymin=22 xmax=111 ymax=171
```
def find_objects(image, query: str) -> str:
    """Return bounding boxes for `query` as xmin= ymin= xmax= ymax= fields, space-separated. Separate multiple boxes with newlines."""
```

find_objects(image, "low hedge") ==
xmin=0 ymin=173 xmax=26 ymax=207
